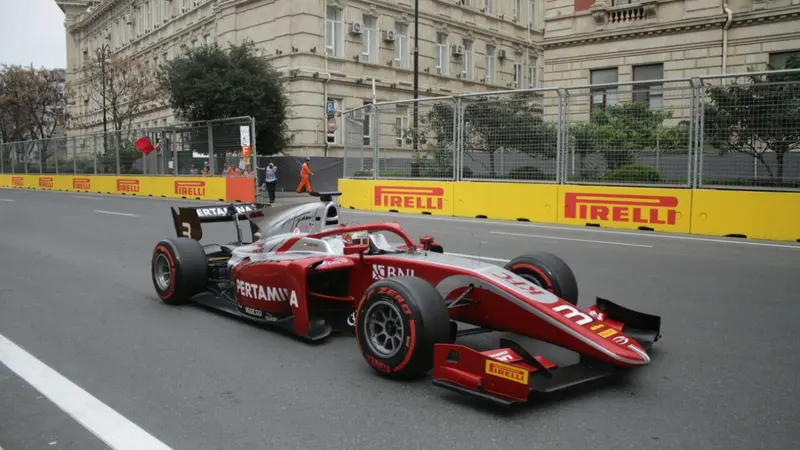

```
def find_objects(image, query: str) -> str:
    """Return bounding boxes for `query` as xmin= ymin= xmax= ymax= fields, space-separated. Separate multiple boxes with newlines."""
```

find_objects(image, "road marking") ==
xmin=347 ymin=210 xmax=800 ymax=250
xmin=74 ymin=196 xmax=102 ymax=200
xmin=490 ymin=231 xmax=653 ymax=248
xmin=94 ymin=210 xmax=138 ymax=217
xmin=0 ymin=333 xmax=173 ymax=450
xmin=0 ymin=198 xmax=14 ymax=202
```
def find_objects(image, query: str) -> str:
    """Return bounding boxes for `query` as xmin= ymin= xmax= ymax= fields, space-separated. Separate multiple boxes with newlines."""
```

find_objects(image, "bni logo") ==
xmin=116 ymin=179 xmax=140 ymax=193
xmin=374 ymin=186 xmax=444 ymax=210
xmin=372 ymin=264 xmax=415 ymax=280
xmin=174 ymin=180 xmax=206 ymax=196
xmin=73 ymin=178 xmax=91 ymax=190
xmin=563 ymin=192 xmax=679 ymax=226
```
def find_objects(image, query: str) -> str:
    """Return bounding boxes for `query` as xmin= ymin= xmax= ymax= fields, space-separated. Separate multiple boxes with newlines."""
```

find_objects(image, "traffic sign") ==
xmin=326 ymin=100 xmax=337 ymax=117
xmin=327 ymin=117 xmax=338 ymax=133
xmin=240 ymin=126 xmax=250 ymax=146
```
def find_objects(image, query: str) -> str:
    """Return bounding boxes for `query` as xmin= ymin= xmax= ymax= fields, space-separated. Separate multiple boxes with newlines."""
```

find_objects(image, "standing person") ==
xmin=296 ymin=157 xmax=313 ymax=194
xmin=263 ymin=162 xmax=277 ymax=203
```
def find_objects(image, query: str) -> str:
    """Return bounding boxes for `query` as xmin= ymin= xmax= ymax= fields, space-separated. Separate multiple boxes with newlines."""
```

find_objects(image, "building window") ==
xmin=485 ymin=45 xmax=495 ymax=84
xmin=513 ymin=59 xmax=522 ymax=88
xmin=513 ymin=0 xmax=521 ymax=20
xmin=436 ymin=33 xmax=448 ymax=75
xmin=768 ymin=51 xmax=800 ymax=69
xmin=362 ymin=15 xmax=378 ymax=63
xmin=363 ymin=101 xmax=373 ymax=146
xmin=484 ymin=0 xmax=493 ymax=14
xmin=395 ymin=105 xmax=409 ymax=147
xmin=395 ymin=23 xmax=409 ymax=69
xmin=326 ymin=6 xmax=343 ymax=57
xmin=327 ymin=98 xmax=342 ymax=144
xmin=528 ymin=55 xmax=537 ymax=88
xmin=462 ymin=40 xmax=473 ymax=79
xmin=590 ymin=68 xmax=618 ymax=111
xmin=633 ymin=63 xmax=663 ymax=109
xmin=528 ymin=0 xmax=536 ymax=25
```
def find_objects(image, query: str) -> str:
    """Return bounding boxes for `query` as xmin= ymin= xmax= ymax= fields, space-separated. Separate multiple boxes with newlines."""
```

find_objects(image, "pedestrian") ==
xmin=263 ymin=162 xmax=277 ymax=203
xmin=296 ymin=157 xmax=313 ymax=194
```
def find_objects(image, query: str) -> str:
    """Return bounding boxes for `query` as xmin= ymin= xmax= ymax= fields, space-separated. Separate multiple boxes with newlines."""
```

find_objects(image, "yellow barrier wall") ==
xmin=690 ymin=189 xmax=800 ymax=242
xmin=453 ymin=182 xmax=559 ymax=223
xmin=557 ymin=184 xmax=694 ymax=234
xmin=0 ymin=174 xmax=228 ymax=201
xmin=338 ymin=178 xmax=374 ymax=211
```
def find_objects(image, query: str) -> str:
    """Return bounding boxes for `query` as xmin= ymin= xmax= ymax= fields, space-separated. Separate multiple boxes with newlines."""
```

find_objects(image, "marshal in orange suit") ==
xmin=296 ymin=157 xmax=313 ymax=193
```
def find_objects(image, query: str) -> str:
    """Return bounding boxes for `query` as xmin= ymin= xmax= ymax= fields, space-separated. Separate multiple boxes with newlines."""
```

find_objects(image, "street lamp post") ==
xmin=411 ymin=0 xmax=420 ymax=176
xmin=96 ymin=44 xmax=110 ymax=149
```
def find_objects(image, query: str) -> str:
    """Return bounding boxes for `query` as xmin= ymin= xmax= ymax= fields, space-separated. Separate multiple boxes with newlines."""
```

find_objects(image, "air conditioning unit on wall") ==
xmin=349 ymin=21 xmax=363 ymax=35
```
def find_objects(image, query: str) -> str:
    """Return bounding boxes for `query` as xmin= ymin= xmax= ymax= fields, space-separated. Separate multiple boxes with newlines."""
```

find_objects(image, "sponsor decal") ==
xmin=590 ymin=324 xmax=604 ymax=331
xmin=612 ymin=336 xmax=629 ymax=345
xmin=598 ymin=328 xmax=618 ymax=338
xmin=242 ymin=306 xmax=278 ymax=322
xmin=236 ymin=279 xmax=299 ymax=308
xmin=372 ymin=264 xmax=415 ymax=280
xmin=552 ymin=304 xmax=594 ymax=326
xmin=116 ymin=179 xmax=140 ymax=193
xmin=174 ymin=180 xmax=206 ymax=197
xmin=487 ymin=350 xmax=515 ymax=362
xmin=346 ymin=312 xmax=356 ymax=326
xmin=374 ymin=186 xmax=444 ymax=210
xmin=564 ymin=192 xmax=679 ymax=226
xmin=485 ymin=360 xmax=529 ymax=385
xmin=72 ymin=177 xmax=91 ymax=190
xmin=319 ymin=257 xmax=350 ymax=269
xmin=588 ymin=309 xmax=605 ymax=321
xmin=196 ymin=205 xmax=254 ymax=218
xmin=487 ymin=270 xmax=554 ymax=303
xmin=38 ymin=177 xmax=54 ymax=188
xmin=12 ymin=176 xmax=24 ymax=187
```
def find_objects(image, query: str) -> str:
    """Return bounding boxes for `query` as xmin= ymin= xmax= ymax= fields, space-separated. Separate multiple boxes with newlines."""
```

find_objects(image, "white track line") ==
xmin=0 ymin=333 xmax=173 ymax=450
xmin=347 ymin=210 xmax=800 ymax=250
xmin=0 ymin=198 xmax=14 ymax=202
xmin=94 ymin=210 xmax=138 ymax=217
xmin=490 ymin=231 xmax=653 ymax=248
xmin=74 ymin=196 xmax=103 ymax=200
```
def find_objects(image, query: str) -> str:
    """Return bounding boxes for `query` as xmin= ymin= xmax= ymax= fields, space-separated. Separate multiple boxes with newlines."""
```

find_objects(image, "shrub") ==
xmin=603 ymin=163 xmax=661 ymax=183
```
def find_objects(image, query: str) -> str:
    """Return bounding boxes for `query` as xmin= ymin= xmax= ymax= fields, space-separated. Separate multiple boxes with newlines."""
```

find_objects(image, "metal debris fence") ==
xmin=343 ymin=68 xmax=800 ymax=191
xmin=0 ymin=116 xmax=256 ymax=178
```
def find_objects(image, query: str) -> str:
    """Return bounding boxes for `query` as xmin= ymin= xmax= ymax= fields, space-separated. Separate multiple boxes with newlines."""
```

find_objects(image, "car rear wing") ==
xmin=171 ymin=203 xmax=263 ymax=242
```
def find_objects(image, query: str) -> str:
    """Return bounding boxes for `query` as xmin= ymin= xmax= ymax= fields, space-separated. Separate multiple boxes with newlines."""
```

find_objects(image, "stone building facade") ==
xmin=55 ymin=0 xmax=544 ymax=157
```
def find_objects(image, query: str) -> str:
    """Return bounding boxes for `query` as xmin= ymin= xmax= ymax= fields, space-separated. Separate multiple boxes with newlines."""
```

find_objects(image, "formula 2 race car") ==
xmin=150 ymin=192 xmax=662 ymax=406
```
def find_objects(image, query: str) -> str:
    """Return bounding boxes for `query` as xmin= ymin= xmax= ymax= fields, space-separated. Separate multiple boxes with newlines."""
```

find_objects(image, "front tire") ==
xmin=505 ymin=251 xmax=579 ymax=305
xmin=151 ymin=238 xmax=208 ymax=305
xmin=355 ymin=276 xmax=450 ymax=379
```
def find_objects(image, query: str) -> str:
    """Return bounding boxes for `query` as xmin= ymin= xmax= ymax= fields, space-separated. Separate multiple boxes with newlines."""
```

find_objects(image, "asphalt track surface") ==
xmin=1 ymin=188 xmax=799 ymax=450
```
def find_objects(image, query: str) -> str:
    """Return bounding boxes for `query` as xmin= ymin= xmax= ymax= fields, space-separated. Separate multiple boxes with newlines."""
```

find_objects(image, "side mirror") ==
xmin=343 ymin=244 xmax=369 ymax=255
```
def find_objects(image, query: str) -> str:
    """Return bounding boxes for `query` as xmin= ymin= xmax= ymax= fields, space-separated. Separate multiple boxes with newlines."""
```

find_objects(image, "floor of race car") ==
xmin=1 ymin=188 xmax=799 ymax=450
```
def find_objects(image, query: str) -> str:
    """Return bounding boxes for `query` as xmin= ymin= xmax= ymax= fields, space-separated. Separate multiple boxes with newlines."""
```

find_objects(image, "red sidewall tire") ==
xmin=355 ymin=277 xmax=450 ymax=380
xmin=505 ymin=251 xmax=579 ymax=305
xmin=151 ymin=238 xmax=207 ymax=306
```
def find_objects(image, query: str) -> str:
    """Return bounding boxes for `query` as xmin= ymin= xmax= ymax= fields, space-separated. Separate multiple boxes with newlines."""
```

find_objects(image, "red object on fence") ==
xmin=134 ymin=137 xmax=155 ymax=155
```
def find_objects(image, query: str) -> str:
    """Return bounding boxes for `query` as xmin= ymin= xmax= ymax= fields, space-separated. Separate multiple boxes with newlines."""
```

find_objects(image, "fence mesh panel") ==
xmin=343 ymin=104 xmax=374 ymax=178
xmin=564 ymin=79 xmax=694 ymax=187
xmin=698 ymin=71 xmax=800 ymax=190
xmin=460 ymin=89 xmax=560 ymax=182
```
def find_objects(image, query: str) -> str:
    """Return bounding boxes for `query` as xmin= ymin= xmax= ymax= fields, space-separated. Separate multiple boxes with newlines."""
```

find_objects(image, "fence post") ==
xmin=207 ymin=123 xmax=215 ymax=174
xmin=454 ymin=96 xmax=462 ymax=181
xmin=171 ymin=130 xmax=178 ymax=176
xmin=93 ymin=134 xmax=98 ymax=174
xmin=250 ymin=117 xmax=257 ymax=170
xmin=0 ymin=144 xmax=3 ymax=174
xmin=116 ymin=133 xmax=121 ymax=175
xmin=371 ymin=107 xmax=378 ymax=180
xmin=73 ymin=137 xmax=78 ymax=175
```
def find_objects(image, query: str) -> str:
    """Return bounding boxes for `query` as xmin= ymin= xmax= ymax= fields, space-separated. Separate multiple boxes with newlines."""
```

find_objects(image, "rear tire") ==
xmin=151 ymin=238 xmax=208 ymax=305
xmin=505 ymin=251 xmax=579 ymax=305
xmin=355 ymin=276 xmax=450 ymax=379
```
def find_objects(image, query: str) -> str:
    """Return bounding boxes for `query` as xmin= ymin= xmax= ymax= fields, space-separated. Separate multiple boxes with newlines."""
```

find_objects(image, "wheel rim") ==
xmin=154 ymin=253 xmax=172 ymax=291
xmin=363 ymin=299 xmax=406 ymax=359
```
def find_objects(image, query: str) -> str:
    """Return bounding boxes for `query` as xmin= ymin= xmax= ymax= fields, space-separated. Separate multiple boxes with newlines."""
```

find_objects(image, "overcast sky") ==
xmin=0 ymin=0 xmax=67 ymax=69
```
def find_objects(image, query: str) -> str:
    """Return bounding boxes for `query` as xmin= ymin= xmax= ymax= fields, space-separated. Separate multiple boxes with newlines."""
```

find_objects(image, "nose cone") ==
xmin=610 ymin=336 xmax=651 ymax=365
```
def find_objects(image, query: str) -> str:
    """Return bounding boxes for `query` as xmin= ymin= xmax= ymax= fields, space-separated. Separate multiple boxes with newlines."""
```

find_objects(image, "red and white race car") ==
xmin=151 ymin=192 xmax=662 ymax=405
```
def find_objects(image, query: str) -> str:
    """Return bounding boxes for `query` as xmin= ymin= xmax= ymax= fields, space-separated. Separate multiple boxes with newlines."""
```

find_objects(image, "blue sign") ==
xmin=326 ymin=100 xmax=336 ymax=117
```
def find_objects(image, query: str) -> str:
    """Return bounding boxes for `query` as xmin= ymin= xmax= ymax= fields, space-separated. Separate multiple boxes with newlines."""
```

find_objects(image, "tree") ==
xmin=0 ymin=64 xmax=66 ymax=164
xmin=405 ymin=92 xmax=557 ymax=177
xmin=158 ymin=40 xmax=291 ymax=156
xmin=703 ymin=56 xmax=800 ymax=182
xmin=82 ymin=46 xmax=162 ymax=134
